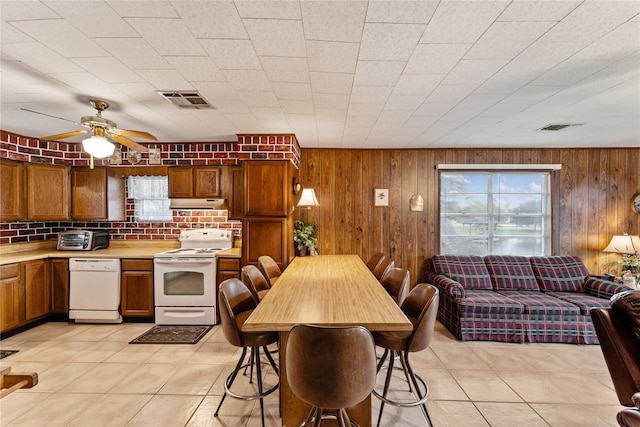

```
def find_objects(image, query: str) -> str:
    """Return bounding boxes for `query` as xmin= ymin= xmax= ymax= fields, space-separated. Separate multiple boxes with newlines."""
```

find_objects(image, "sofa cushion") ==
xmin=546 ymin=291 xmax=611 ymax=316
xmin=498 ymin=291 xmax=580 ymax=315
xmin=529 ymin=256 xmax=589 ymax=292
xmin=611 ymin=290 xmax=640 ymax=341
xmin=432 ymin=255 xmax=492 ymax=290
xmin=458 ymin=290 xmax=525 ymax=314
xmin=485 ymin=255 xmax=540 ymax=291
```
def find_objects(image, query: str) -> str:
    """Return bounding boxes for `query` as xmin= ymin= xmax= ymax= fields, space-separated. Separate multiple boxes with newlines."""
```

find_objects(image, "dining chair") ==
xmin=372 ymin=258 xmax=395 ymax=281
xmin=241 ymin=264 xmax=271 ymax=302
xmin=372 ymin=283 xmax=439 ymax=427
xmin=379 ymin=267 xmax=410 ymax=307
xmin=366 ymin=253 xmax=386 ymax=272
xmin=286 ymin=324 xmax=377 ymax=427
xmin=258 ymin=255 xmax=281 ymax=286
xmin=214 ymin=279 xmax=279 ymax=427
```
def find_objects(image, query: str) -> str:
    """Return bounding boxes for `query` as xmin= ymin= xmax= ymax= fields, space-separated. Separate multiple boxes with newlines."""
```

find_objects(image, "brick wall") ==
xmin=0 ymin=130 xmax=300 ymax=244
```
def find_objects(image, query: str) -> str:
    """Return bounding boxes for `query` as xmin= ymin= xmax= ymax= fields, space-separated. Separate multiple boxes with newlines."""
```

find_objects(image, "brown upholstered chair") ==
xmin=379 ymin=267 xmax=410 ymax=307
xmin=372 ymin=283 xmax=439 ymax=427
xmin=366 ymin=253 xmax=386 ymax=272
xmin=215 ymin=279 xmax=279 ymax=427
xmin=258 ymin=255 xmax=281 ymax=286
xmin=241 ymin=264 xmax=271 ymax=302
xmin=591 ymin=289 xmax=640 ymax=425
xmin=286 ymin=324 xmax=377 ymax=427
xmin=618 ymin=392 xmax=640 ymax=427
xmin=372 ymin=258 xmax=395 ymax=281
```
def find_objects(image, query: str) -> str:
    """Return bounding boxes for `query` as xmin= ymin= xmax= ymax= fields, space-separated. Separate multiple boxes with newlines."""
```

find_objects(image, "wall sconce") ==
xmin=297 ymin=188 xmax=320 ymax=209
xmin=409 ymin=194 xmax=424 ymax=211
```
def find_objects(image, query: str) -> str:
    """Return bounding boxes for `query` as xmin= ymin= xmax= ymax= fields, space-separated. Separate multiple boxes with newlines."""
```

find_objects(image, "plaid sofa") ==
xmin=425 ymin=255 xmax=628 ymax=344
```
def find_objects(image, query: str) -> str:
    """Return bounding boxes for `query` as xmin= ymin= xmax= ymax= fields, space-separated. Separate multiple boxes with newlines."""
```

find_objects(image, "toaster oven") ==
xmin=57 ymin=230 xmax=110 ymax=251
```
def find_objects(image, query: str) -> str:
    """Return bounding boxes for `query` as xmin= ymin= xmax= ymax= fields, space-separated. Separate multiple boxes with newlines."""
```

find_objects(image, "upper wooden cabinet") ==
xmin=71 ymin=167 xmax=124 ymax=221
xmin=0 ymin=159 xmax=25 ymax=221
xmin=243 ymin=161 xmax=291 ymax=217
xmin=228 ymin=166 xmax=243 ymax=220
xmin=26 ymin=163 xmax=70 ymax=221
xmin=168 ymin=166 xmax=221 ymax=198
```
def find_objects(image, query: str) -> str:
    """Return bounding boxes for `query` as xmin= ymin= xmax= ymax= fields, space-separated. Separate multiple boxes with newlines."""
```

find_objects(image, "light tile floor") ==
xmin=0 ymin=321 xmax=622 ymax=427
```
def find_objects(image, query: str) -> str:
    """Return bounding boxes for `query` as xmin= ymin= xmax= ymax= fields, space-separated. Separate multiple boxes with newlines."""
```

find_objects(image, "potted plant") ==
xmin=293 ymin=219 xmax=318 ymax=257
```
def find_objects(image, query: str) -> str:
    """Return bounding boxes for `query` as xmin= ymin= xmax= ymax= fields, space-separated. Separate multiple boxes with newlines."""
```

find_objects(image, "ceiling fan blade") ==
xmin=110 ymin=128 xmax=157 ymax=141
xmin=42 ymin=130 xmax=89 ymax=141
xmin=20 ymin=108 xmax=81 ymax=125
xmin=109 ymin=133 xmax=149 ymax=152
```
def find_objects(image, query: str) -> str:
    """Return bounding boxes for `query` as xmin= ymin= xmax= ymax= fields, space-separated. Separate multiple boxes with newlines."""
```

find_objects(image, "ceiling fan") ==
xmin=21 ymin=99 xmax=157 ymax=166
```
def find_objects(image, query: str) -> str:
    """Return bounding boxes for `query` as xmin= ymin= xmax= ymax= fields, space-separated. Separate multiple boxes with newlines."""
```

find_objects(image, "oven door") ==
xmin=154 ymin=257 xmax=216 ymax=325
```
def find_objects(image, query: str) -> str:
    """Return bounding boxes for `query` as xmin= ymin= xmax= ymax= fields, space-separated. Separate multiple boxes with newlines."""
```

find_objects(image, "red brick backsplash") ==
xmin=0 ymin=130 xmax=300 ymax=244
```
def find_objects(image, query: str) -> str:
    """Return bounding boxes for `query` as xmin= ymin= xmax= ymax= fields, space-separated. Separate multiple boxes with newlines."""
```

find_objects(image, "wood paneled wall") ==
xmin=298 ymin=148 xmax=640 ymax=286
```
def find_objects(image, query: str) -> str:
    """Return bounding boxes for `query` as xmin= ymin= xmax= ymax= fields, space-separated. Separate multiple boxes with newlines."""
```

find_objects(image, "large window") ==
xmin=440 ymin=171 xmax=551 ymax=256
xmin=127 ymin=176 xmax=172 ymax=222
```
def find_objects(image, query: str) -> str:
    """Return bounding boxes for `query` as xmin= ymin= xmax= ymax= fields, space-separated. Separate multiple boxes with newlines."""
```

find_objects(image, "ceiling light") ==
xmin=82 ymin=136 xmax=115 ymax=158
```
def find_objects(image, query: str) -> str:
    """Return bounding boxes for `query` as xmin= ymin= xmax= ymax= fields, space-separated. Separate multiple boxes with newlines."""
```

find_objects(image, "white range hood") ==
xmin=169 ymin=198 xmax=227 ymax=210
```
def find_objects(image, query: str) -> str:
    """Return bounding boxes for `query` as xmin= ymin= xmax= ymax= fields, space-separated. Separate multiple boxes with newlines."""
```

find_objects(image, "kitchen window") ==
xmin=127 ymin=176 xmax=172 ymax=221
xmin=439 ymin=171 xmax=552 ymax=256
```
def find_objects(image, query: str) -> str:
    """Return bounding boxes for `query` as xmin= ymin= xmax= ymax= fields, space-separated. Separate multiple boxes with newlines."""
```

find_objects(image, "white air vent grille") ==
xmin=157 ymin=91 xmax=214 ymax=109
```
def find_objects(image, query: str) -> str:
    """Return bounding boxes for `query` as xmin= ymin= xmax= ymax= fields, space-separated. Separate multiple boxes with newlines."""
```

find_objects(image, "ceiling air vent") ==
xmin=157 ymin=91 xmax=214 ymax=109
xmin=537 ymin=123 xmax=584 ymax=131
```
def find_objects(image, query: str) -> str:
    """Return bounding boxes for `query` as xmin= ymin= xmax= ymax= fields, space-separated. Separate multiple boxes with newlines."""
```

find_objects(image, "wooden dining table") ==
xmin=243 ymin=254 xmax=412 ymax=427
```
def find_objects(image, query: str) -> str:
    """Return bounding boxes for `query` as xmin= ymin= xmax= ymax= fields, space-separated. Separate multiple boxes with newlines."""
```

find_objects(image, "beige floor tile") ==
xmin=422 ymin=368 xmax=469 ymax=401
xmin=475 ymin=402 xmax=548 ymax=426
xmin=145 ymin=344 xmax=207 ymax=364
xmin=450 ymin=369 xmax=523 ymax=402
xmin=108 ymin=363 xmax=179 ymax=394
xmin=530 ymin=403 xmax=621 ymax=426
xmin=19 ymin=362 xmax=98 ymax=393
xmin=159 ymin=364 xmax=225 ymax=395
xmin=125 ymin=394 xmax=204 ymax=427
xmin=5 ymin=392 xmax=99 ymax=427
xmin=101 ymin=323 xmax=158 ymax=342
xmin=104 ymin=342 xmax=163 ymax=363
xmin=428 ymin=400 xmax=490 ymax=426
xmin=0 ymin=392 xmax=52 ymax=425
xmin=431 ymin=346 xmax=493 ymax=370
xmin=61 ymin=362 xmax=141 ymax=393
xmin=67 ymin=393 xmax=153 ymax=427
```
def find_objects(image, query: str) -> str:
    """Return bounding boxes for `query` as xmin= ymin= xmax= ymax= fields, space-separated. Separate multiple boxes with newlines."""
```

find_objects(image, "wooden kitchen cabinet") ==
xmin=121 ymin=259 xmax=154 ymax=317
xmin=216 ymin=257 xmax=240 ymax=323
xmin=24 ymin=259 xmax=51 ymax=321
xmin=243 ymin=161 xmax=290 ymax=216
xmin=0 ymin=263 xmax=24 ymax=332
xmin=228 ymin=166 xmax=243 ymax=220
xmin=71 ymin=167 xmax=124 ymax=220
xmin=50 ymin=259 xmax=69 ymax=314
xmin=0 ymin=159 xmax=25 ymax=221
xmin=243 ymin=217 xmax=289 ymax=270
xmin=26 ymin=163 xmax=70 ymax=220
xmin=168 ymin=166 xmax=221 ymax=198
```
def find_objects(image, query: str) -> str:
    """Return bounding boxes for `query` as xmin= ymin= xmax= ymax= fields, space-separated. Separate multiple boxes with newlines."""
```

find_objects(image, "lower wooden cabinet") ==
xmin=24 ymin=259 xmax=51 ymax=321
xmin=0 ymin=263 xmax=24 ymax=332
xmin=51 ymin=259 xmax=69 ymax=314
xmin=216 ymin=257 xmax=241 ymax=323
xmin=121 ymin=259 xmax=154 ymax=317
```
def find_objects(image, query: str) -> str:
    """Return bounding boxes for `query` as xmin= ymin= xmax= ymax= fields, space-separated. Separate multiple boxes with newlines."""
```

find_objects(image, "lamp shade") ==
xmin=603 ymin=234 xmax=640 ymax=255
xmin=297 ymin=188 xmax=319 ymax=208
xmin=82 ymin=136 xmax=115 ymax=158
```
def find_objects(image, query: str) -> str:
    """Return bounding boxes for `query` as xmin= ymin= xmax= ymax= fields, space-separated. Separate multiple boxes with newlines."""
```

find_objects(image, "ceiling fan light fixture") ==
xmin=82 ymin=136 xmax=115 ymax=158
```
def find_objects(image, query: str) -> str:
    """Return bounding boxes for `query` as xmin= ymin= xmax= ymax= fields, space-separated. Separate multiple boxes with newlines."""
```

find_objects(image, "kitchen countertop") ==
xmin=0 ymin=241 xmax=241 ymax=265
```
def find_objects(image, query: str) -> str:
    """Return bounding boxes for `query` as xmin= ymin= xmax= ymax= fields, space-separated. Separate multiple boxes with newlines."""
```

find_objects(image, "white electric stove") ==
xmin=154 ymin=228 xmax=233 ymax=325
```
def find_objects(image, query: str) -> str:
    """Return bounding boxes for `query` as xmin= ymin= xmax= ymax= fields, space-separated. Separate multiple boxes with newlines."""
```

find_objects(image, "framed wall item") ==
xmin=148 ymin=148 xmax=161 ymax=165
xmin=374 ymin=188 xmax=389 ymax=207
xmin=109 ymin=147 xmax=122 ymax=165
xmin=633 ymin=193 xmax=640 ymax=214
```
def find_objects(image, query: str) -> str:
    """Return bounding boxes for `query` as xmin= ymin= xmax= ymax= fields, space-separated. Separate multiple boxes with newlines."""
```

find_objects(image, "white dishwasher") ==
xmin=69 ymin=258 xmax=122 ymax=323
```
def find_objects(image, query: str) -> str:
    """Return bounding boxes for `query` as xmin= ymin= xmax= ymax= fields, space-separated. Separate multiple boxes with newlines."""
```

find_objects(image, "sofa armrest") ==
xmin=584 ymin=276 xmax=630 ymax=299
xmin=425 ymin=271 xmax=465 ymax=298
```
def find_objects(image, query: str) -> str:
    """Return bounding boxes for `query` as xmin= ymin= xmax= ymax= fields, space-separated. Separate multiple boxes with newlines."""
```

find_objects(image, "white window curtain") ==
xmin=127 ymin=176 xmax=172 ymax=221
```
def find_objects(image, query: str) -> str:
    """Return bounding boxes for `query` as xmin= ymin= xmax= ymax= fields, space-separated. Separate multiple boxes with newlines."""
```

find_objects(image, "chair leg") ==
xmin=396 ymin=350 xmax=413 ymax=392
xmin=376 ymin=350 xmax=396 ymax=427
xmin=254 ymin=346 xmax=266 ymax=427
xmin=263 ymin=345 xmax=279 ymax=375
xmin=376 ymin=349 xmax=390 ymax=372
xmin=214 ymin=346 xmax=248 ymax=417
xmin=402 ymin=351 xmax=432 ymax=427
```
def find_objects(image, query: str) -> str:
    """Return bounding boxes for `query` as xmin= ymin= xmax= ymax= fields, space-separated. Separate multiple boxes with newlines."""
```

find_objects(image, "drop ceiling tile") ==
xmin=124 ymin=18 xmax=206 ymax=56
xmin=164 ymin=56 xmax=225 ymax=82
xmin=359 ymin=23 xmax=425 ymax=61
xmin=172 ymin=1 xmax=247 ymax=39
xmin=456 ymin=93 xmax=504 ymax=110
xmin=260 ymin=57 xmax=310 ymax=83
xmin=1 ymin=42 xmax=83 ymax=74
xmin=222 ymin=69 xmax=272 ymax=91
xmin=306 ymin=41 xmax=359 ymax=73
xmin=238 ymin=91 xmax=280 ymax=107
xmin=194 ymin=81 xmax=239 ymax=101
xmin=365 ymin=1 xmax=438 ymax=23
xmin=313 ymin=93 xmax=350 ymax=110
xmin=250 ymin=106 xmax=285 ymax=120
xmin=392 ymin=74 xmax=443 ymax=96
xmin=112 ymin=82 xmax=160 ymax=101
xmin=49 ymin=71 xmax=120 ymax=95
xmin=497 ymin=1 xmax=580 ymax=21
xmin=439 ymin=108 xmax=482 ymax=123
xmin=45 ymin=1 xmax=138 ymax=37
xmin=348 ymin=103 xmax=384 ymax=118
xmin=420 ymin=1 xmax=509 ymax=44
xmin=10 ymin=20 xmax=108 ymax=58
xmin=405 ymin=43 xmax=471 ymax=74
xmin=106 ymin=1 xmax=178 ymax=18
xmin=280 ymin=100 xmax=314 ymax=115
xmin=465 ymin=21 xmax=555 ymax=60
xmin=384 ymin=94 xmax=426 ymax=111
xmin=72 ymin=57 xmax=144 ymax=84
xmin=531 ymin=59 xmax=610 ymax=87
xmin=574 ymin=22 xmax=640 ymax=62
xmin=354 ymin=61 xmax=405 ymax=86
xmin=243 ymin=19 xmax=306 ymax=57
xmin=1 ymin=1 xmax=60 ymax=20
xmin=271 ymin=82 xmax=312 ymax=101
xmin=350 ymin=85 xmax=392 ymax=104
xmin=301 ymin=1 xmax=367 ymax=43
xmin=309 ymin=72 xmax=353 ymax=94
xmin=135 ymin=69 xmax=193 ymax=90
xmin=94 ymin=38 xmax=170 ymax=70
xmin=315 ymin=108 xmax=347 ymax=121
xmin=414 ymin=102 xmax=457 ymax=117
xmin=442 ymin=60 xmax=508 ymax=85
xmin=199 ymin=39 xmax=261 ymax=70
xmin=2 ymin=23 xmax=35 ymax=44
xmin=235 ymin=1 xmax=301 ymax=19
xmin=503 ymin=41 xmax=587 ymax=73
